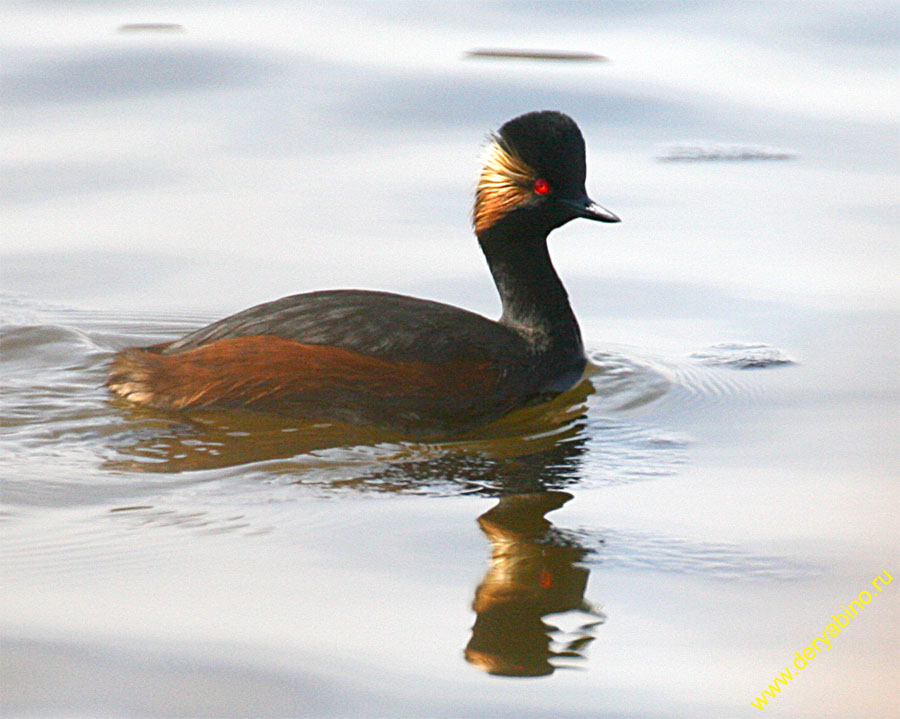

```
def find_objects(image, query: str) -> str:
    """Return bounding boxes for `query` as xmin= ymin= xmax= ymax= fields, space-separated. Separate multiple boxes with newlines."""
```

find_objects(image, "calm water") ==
xmin=2 ymin=2 xmax=898 ymax=717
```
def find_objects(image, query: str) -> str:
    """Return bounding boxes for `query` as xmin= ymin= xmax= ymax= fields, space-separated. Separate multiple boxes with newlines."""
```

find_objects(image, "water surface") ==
xmin=2 ymin=2 xmax=898 ymax=717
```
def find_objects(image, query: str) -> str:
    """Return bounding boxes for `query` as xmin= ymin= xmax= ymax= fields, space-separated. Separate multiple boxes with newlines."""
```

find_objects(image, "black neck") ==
xmin=478 ymin=221 xmax=583 ymax=357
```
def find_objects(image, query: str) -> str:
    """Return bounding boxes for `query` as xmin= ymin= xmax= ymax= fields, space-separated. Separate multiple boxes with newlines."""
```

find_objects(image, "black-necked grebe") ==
xmin=108 ymin=111 xmax=620 ymax=434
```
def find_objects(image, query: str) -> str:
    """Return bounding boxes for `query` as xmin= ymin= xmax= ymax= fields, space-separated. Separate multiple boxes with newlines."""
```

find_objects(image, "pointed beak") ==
xmin=561 ymin=195 xmax=620 ymax=223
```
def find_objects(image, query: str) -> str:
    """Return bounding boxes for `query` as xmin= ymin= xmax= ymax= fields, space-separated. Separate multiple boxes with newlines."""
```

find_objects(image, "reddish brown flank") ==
xmin=107 ymin=335 xmax=507 ymax=430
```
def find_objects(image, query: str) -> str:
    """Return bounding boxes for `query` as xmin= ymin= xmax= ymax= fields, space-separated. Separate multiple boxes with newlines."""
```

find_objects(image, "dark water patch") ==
xmin=104 ymin=505 xmax=257 ymax=535
xmin=465 ymin=49 xmax=607 ymax=62
xmin=690 ymin=342 xmax=795 ymax=369
xmin=656 ymin=142 xmax=796 ymax=162
xmin=118 ymin=23 xmax=185 ymax=34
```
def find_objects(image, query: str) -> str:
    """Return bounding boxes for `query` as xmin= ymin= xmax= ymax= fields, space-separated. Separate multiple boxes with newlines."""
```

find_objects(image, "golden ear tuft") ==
xmin=473 ymin=138 xmax=535 ymax=234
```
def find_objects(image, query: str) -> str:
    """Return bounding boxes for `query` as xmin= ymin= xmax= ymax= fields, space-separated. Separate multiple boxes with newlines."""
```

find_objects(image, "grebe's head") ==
xmin=473 ymin=110 xmax=619 ymax=237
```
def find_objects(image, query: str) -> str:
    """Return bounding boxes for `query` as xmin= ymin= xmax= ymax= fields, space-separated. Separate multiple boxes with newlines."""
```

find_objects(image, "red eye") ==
xmin=532 ymin=178 xmax=551 ymax=195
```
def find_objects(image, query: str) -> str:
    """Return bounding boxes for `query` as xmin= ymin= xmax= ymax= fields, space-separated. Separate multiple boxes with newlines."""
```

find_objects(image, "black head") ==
xmin=474 ymin=111 xmax=619 ymax=237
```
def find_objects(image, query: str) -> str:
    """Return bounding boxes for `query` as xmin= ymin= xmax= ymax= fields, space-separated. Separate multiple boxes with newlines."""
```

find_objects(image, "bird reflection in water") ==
xmin=108 ymin=380 xmax=606 ymax=675
xmin=466 ymin=491 xmax=603 ymax=677
xmin=105 ymin=379 xmax=595 ymax=486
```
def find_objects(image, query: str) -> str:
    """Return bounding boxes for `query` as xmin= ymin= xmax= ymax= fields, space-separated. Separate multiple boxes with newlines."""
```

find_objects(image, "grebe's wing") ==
xmin=162 ymin=289 xmax=526 ymax=363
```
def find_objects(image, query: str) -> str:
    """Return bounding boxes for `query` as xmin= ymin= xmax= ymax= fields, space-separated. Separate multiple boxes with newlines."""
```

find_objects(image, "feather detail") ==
xmin=474 ymin=137 xmax=536 ymax=234
xmin=107 ymin=335 xmax=512 ymax=431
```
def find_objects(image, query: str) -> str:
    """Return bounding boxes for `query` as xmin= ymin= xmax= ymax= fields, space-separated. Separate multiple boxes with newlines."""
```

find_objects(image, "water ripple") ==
xmin=576 ymin=527 xmax=816 ymax=581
